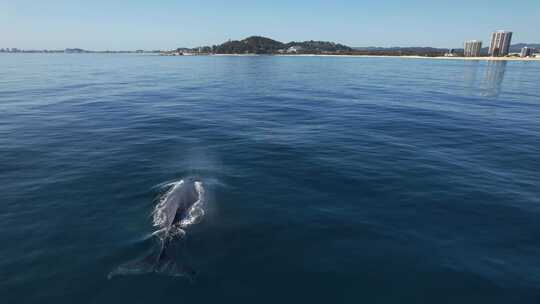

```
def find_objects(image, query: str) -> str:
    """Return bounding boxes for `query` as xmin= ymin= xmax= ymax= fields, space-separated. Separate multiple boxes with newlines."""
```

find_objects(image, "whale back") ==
xmin=153 ymin=180 xmax=201 ymax=232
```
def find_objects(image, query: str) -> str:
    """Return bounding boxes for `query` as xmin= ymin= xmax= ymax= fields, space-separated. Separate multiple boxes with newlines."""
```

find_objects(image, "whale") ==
xmin=151 ymin=179 xmax=205 ymax=261
xmin=108 ymin=178 xmax=205 ymax=279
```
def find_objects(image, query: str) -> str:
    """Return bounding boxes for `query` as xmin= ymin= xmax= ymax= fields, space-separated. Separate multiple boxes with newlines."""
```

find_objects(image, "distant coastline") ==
xmin=202 ymin=53 xmax=540 ymax=61
xmin=159 ymin=36 xmax=539 ymax=60
xmin=0 ymin=48 xmax=160 ymax=54
xmin=3 ymin=35 xmax=539 ymax=60
xmin=3 ymin=51 xmax=539 ymax=61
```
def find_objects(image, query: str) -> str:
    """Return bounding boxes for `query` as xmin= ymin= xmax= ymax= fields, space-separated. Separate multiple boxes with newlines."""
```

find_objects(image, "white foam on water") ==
xmin=152 ymin=179 xmax=206 ymax=236
xmin=180 ymin=181 xmax=205 ymax=227
xmin=152 ymin=179 xmax=184 ymax=229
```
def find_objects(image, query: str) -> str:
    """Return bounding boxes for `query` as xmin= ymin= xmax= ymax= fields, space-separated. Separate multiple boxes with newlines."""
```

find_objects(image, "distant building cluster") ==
xmin=0 ymin=48 xmax=161 ymax=54
xmin=277 ymin=46 xmax=304 ymax=54
xmin=462 ymin=30 xmax=537 ymax=58
xmin=0 ymin=48 xmax=21 ymax=53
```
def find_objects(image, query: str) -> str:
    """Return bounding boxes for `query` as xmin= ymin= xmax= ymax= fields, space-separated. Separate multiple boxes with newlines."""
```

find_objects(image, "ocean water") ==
xmin=1 ymin=54 xmax=540 ymax=303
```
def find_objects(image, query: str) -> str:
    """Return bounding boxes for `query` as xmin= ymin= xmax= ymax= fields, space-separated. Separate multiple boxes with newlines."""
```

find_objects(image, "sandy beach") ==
xmin=273 ymin=54 xmax=540 ymax=61
xmin=423 ymin=56 xmax=540 ymax=61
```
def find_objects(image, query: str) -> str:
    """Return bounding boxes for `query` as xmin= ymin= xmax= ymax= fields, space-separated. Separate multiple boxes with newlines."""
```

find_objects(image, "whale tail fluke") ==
xmin=154 ymin=250 xmax=197 ymax=281
xmin=107 ymin=254 xmax=156 ymax=279
xmin=108 ymin=249 xmax=195 ymax=280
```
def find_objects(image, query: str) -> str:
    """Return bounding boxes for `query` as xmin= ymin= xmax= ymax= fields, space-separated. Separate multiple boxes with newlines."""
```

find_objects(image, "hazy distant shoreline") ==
xmin=3 ymin=52 xmax=539 ymax=61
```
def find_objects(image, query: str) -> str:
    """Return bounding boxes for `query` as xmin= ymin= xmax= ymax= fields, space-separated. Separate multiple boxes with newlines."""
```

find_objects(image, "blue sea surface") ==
xmin=1 ymin=54 xmax=539 ymax=303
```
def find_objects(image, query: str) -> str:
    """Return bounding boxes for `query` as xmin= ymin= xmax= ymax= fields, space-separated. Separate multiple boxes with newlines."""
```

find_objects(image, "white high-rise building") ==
xmin=464 ymin=40 xmax=482 ymax=57
xmin=489 ymin=31 xmax=513 ymax=56
xmin=520 ymin=47 xmax=533 ymax=58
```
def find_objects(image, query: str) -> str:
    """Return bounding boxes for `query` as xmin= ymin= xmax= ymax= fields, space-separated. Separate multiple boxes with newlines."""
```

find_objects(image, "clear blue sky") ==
xmin=1 ymin=0 xmax=538 ymax=50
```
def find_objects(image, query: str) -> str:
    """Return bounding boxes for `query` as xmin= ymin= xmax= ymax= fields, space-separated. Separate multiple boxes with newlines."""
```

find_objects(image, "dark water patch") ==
xmin=1 ymin=54 xmax=540 ymax=303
